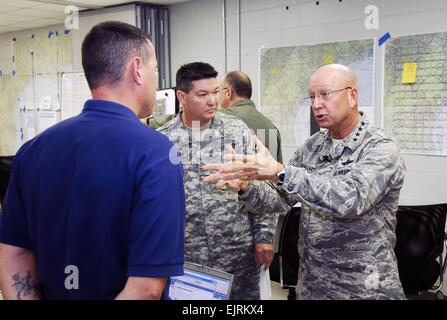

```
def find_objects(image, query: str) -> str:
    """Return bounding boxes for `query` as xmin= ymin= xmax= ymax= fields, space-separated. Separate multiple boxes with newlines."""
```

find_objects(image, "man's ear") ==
xmin=226 ymin=87 xmax=233 ymax=100
xmin=348 ymin=87 xmax=358 ymax=109
xmin=131 ymin=57 xmax=144 ymax=86
xmin=177 ymin=90 xmax=187 ymax=106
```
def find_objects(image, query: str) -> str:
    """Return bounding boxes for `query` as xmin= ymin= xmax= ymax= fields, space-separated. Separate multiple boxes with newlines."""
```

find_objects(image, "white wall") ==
xmin=169 ymin=0 xmax=447 ymax=206
xmin=170 ymin=0 xmax=225 ymax=79
xmin=71 ymin=4 xmax=136 ymax=71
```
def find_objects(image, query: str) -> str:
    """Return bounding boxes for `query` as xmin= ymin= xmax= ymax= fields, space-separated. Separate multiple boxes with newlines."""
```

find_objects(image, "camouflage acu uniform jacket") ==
xmin=240 ymin=114 xmax=407 ymax=300
xmin=158 ymin=112 xmax=278 ymax=275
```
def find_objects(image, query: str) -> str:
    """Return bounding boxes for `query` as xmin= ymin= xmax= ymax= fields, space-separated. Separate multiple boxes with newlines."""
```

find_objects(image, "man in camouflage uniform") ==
xmin=158 ymin=62 xmax=279 ymax=300
xmin=203 ymin=64 xmax=406 ymax=300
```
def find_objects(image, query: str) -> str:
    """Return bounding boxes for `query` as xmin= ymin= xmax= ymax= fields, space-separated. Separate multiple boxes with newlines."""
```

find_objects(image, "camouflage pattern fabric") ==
xmin=158 ymin=112 xmax=279 ymax=300
xmin=240 ymin=113 xmax=407 ymax=300
xmin=148 ymin=113 xmax=177 ymax=130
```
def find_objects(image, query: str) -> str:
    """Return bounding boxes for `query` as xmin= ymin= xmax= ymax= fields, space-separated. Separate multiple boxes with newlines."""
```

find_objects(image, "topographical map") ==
xmin=0 ymin=30 xmax=72 ymax=156
xmin=384 ymin=31 xmax=447 ymax=156
xmin=260 ymin=39 xmax=374 ymax=147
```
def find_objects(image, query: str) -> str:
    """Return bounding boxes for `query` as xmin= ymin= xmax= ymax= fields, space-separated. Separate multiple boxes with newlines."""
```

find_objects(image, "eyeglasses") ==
xmin=307 ymin=87 xmax=351 ymax=103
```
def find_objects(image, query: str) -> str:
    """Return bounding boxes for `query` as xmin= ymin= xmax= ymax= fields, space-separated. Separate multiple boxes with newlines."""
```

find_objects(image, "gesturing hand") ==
xmin=202 ymin=135 xmax=284 ymax=184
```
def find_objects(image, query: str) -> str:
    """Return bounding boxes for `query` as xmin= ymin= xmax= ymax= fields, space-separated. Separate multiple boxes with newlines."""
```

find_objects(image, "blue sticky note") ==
xmin=56 ymin=31 xmax=58 ymax=36
xmin=48 ymin=31 xmax=54 ymax=39
xmin=31 ymin=34 xmax=35 ymax=39
xmin=30 ymin=51 xmax=34 ymax=56
xmin=12 ymin=70 xmax=16 ymax=76
xmin=64 ymin=29 xmax=70 ymax=35
xmin=12 ymin=37 xmax=16 ymax=41
xmin=379 ymin=32 xmax=391 ymax=46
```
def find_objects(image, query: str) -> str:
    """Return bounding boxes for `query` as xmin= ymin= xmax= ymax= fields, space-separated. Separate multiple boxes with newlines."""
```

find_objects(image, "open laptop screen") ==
xmin=168 ymin=262 xmax=233 ymax=300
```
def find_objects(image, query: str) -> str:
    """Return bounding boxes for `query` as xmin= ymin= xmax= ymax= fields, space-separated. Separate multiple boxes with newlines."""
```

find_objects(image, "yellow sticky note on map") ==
xmin=402 ymin=62 xmax=417 ymax=84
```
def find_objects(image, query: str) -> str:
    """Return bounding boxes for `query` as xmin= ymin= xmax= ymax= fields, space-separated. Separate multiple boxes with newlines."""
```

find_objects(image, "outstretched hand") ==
xmin=202 ymin=135 xmax=284 ymax=184
xmin=209 ymin=142 xmax=250 ymax=191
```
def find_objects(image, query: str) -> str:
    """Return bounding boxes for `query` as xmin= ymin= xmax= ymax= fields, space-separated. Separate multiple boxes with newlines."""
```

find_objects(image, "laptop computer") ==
xmin=168 ymin=262 xmax=234 ymax=300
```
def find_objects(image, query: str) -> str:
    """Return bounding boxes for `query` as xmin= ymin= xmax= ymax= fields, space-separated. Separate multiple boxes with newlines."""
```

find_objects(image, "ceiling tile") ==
xmin=0 ymin=0 xmax=192 ymax=34
xmin=7 ymin=8 xmax=60 ymax=18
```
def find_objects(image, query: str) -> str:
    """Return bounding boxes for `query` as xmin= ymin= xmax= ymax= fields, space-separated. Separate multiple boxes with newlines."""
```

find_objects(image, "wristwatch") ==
xmin=276 ymin=168 xmax=286 ymax=186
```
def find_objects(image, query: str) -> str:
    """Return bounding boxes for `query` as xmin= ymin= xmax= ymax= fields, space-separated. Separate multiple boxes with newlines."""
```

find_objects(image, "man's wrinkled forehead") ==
xmin=309 ymin=68 xmax=339 ymax=91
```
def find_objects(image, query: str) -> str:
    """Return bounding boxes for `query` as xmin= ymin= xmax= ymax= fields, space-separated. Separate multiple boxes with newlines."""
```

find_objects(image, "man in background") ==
xmin=219 ymin=71 xmax=282 ymax=163
xmin=0 ymin=21 xmax=185 ymax=300
xmin=158 ymin=62 xmax=280 ymax=299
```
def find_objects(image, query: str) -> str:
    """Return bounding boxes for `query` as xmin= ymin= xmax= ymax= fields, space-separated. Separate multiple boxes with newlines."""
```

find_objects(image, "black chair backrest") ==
xmin=394 ymin=204 xmax=447 ymax=294
xmin=395 ymin=204 xmax=447 ymax=259
xmin=278 ymin=206 xmax=300 ymax=287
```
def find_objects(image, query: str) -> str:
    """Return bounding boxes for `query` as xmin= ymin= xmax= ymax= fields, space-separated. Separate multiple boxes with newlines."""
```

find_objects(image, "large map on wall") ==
xmin=384 ymin=31 xmax=447 ymax=156
xmin=0 ymin=30 xmax=72 ymax=156
xmin=260 ymin=39 xmax=374 ymax=148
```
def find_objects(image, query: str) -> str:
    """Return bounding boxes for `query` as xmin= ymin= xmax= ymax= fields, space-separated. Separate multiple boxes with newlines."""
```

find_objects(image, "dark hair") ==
xmin=82 ymin=21 xmax=151 ymax=89
xmin=176 ymin=62 xmax=218 ymax=93
xmin=224 ymin=71 xmax=252 ymax=99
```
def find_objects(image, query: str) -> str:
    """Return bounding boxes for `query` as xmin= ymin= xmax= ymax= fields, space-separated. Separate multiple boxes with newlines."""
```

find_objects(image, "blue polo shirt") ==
xmin=0 ymin=100 xmax=185 ymax=299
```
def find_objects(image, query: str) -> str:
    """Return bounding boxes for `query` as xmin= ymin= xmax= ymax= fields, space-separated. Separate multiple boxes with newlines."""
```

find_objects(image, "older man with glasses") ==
xmin=203 ymin=64 xmax=407 ymax=300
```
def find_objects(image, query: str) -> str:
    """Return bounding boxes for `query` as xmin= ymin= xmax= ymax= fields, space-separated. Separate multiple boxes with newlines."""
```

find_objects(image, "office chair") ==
xmin=270 ymin=206 xmax=300 ymax=300
xmin=394 ymin=204 xmax=447 ymax=299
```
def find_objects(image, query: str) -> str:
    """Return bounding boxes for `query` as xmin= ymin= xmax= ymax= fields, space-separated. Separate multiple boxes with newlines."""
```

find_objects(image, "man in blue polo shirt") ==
xmin=0 ymin=21 xmax=185 ymax=300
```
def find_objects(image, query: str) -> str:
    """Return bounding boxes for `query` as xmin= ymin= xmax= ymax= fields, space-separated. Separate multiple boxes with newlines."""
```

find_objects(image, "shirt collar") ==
xmin=177 ymin=110 xmax=221 ymax=130
xmin=344 ymin=112 xmax=368 ymax=150
xmin=313 ymin=112 xmax=368 ymax=157
xmin=230 ymin=99 xmax=256 ymax=108
xmin=83 ymin=99 xmax=140 ymax=120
